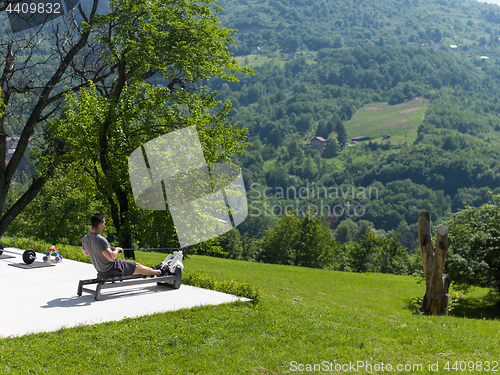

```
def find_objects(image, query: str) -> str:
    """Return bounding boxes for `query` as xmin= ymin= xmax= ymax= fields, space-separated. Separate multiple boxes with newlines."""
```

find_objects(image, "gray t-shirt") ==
xmin=82 ymin=233 xmax=114 ymax=273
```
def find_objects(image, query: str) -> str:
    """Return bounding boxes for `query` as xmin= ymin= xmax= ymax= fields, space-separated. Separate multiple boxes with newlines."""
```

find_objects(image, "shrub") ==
xmin=182 ymin=270 xmax=262 ymax=304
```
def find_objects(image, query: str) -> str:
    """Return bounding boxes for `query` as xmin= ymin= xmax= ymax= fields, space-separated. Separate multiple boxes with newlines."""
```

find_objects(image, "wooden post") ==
xmin=418 ymin=212 xmax=453 ymax=315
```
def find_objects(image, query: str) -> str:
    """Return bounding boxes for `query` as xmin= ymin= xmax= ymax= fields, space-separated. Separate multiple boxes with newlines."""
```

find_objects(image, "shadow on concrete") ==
xmin=42 ymin=284 xmax=178 ymax=308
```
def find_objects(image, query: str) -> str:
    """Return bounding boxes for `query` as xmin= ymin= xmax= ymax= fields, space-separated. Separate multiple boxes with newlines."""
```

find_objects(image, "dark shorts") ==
xmin=99 ymin=259 xmax=137 ymax=277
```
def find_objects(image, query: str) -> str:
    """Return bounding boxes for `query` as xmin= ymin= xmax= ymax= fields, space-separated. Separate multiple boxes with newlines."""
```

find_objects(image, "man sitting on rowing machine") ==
xmin=82 ymin=213 xmax=169 ymax=278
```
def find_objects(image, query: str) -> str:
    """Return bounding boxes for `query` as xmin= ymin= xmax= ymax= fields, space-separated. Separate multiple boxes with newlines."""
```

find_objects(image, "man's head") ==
xmin=91 ymin=213 xmax=106 ymax=232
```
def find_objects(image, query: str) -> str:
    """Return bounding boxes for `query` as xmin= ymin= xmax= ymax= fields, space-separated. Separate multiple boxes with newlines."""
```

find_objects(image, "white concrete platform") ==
xmin=0 ymin=247 xmax=249 ymax=338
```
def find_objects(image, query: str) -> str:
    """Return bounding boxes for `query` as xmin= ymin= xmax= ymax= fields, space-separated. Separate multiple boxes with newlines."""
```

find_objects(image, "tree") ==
xmin=294 ymin=210 xmax=334 ymax=268
xmin=0 ymin=0 xmax=251 ymax=247
xmin=445 ymin=198 xmax=500 ymax=302
xmin=295 ymin=113 xmax=313 ymax=132
xmin=334 ymin=222 xmax=352 ymax=243
xmin=288 ymin=140 xmax=302 ymax=159
xmin=216 ymin=228 xmax=242 ymax=259
xmin=353 ymin=220 xmax=375 ymax=242
xmin=335 ymin=119 xmax=348 ymax=146
xmin=258 ymin=209 xmax=335 ymax=268
xmin=419 ymin=212 xmax=453 ymax=315
xmin=281 ymin=35 xmax=301 ymax=53
xmin=371 ymin=232 xmax=409 ymax=274
xmin=323 ymin=131 xmax=340 ymax=157
xmin=0 ymin=3 xmax=103 ymax=236
xmin=5 ymin=166 xmax=98 ymax=245
xmin=46 ymin=0 xmax=252 ymax=257
xmin=257 ymin=211 xmax=299 ymax=265
xmin=442 ymin=134 xmax=460 ymax=151
xmin=347 ymin=233 xmax=377 ymax=272
xmin=333 ymin=35 xmax=343 ymax=49
xmin=316 ymin=119 xmax=334 ymax=139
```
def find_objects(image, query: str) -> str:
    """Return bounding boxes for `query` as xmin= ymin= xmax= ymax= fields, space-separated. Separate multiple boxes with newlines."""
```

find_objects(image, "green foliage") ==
xmin=195 ymin=228 xmax=243 ymax=259
xmin=352 ymin=220 xmax=376 ymax=242
xmin=410 ymin=295 xmax=424 ymax=315
xmin=254 ymin=209 xmax=412 ymax=271
xmin=335 ymin=120 xmax=348 ymax=146
xmin=50 ymin=70 xmax=249 ymax=249
xmin=0 ymin=89 xmax=5 ymax=118
xmin=217 ymin=228 xmax=243 ymax=259
xmin=322 ymin=131 xmax=340 ymax=158
xmin=294 ymin=210 xmax=335 ymax=268
xmin=182 ymin=270 xmax=262 ymax=303
xmin=92 ymin=0 xmax=248 ymax=83
xmin=6 ymin=168 xmax=99 ymax=245
xmin=445 ymin=196 xmax=500 ymax=295
xmin=295 ymin=113 xmax=313 ymax=132
xmin=334 ymin=222 xmax=352 ymax=244
xmin=333 ymin=231 xmax=414 ymax=275
xmin=256 ymin=211 xmax=300 ymax=265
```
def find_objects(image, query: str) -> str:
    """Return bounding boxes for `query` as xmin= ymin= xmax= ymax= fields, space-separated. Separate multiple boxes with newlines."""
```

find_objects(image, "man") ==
xmin=82 ymin=213 xmax=168 ymax=277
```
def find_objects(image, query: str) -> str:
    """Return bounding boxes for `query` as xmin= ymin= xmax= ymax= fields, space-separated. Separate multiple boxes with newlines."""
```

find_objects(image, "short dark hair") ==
xmin=91 ymin=213 xmax=105 ymax=229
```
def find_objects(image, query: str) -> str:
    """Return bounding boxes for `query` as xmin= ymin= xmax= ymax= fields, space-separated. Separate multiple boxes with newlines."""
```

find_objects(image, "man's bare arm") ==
xmin=102 ymin=247 xmax=122 ymax=262
xmin=82 ymin=248 xmax=89 ymax=256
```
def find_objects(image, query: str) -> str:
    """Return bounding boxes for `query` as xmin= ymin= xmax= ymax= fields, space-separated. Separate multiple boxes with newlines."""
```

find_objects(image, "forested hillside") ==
xmin=217 ymin=0 xmax=500 ymax=58
xmin=204 ymin=0 xmax=500 ymax=251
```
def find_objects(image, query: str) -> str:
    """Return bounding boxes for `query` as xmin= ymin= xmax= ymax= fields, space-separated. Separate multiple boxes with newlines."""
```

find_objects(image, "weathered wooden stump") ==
xmin=418 ymin=212 xmax=453 ymax=315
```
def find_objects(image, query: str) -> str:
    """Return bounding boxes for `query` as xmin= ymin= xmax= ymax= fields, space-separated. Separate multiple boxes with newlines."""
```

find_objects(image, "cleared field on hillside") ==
xmin=345 ymin=99 xmax=430 ymax=145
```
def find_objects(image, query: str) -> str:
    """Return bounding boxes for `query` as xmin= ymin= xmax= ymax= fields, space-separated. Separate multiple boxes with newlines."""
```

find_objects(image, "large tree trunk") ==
xmin=99 ymin=90 xmax=135 ymax=259
xmin=116 ymin=189 xmax=134 ymax=260
xmin=418 ymin=212 xmax=453 ymax=315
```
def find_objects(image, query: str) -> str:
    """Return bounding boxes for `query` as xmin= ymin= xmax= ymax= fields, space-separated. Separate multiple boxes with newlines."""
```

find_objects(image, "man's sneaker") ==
xmin=158 ymin=265 xmax=169 ymax=277
xmin=153 ymin=263 xmax=162 ymax=270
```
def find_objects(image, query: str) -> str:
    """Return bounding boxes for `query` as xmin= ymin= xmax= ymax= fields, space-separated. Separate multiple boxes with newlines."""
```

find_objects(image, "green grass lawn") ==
xmin=344 ymin=99 xmax=429 ymax=145
xmin=1 ymin=252 xmax=499 ymax=374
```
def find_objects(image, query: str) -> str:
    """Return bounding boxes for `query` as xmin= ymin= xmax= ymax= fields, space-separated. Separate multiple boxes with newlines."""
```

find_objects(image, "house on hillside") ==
xmin=351 ymin=136 xmax=373 ymax=142
xmin=308 ymin=136 xmax=327 ymax=150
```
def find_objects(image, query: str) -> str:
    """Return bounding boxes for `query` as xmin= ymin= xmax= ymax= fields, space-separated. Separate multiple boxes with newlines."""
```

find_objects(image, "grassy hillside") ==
xmin=344 ymin=99 xmax=430 ymax=145
xmin=1 ymin=253 xmax=499 ymax=374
